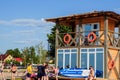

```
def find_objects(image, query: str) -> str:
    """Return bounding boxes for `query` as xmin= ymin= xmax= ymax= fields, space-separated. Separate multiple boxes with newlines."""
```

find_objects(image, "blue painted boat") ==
xmin=59 ymin=68 xmax=103 ymax=78
xmin=59 ymin=68 xmax=90 ymax=78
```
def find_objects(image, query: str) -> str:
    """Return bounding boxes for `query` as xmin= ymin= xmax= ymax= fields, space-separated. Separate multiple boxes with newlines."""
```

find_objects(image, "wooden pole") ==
xmin=118 ymin=24 xmax=120 ymax=79
xmin=55 ymin=20 xmax=59 ymax=68
xmin=78 ymin=19 xmax=82 ymax=68
xmin=104 ymin=16 xmax=108 ymax=78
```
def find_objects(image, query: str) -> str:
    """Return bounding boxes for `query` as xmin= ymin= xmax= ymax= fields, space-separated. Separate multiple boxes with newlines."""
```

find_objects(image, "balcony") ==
xmin=56 ymin=30 xmax=120 ymax=48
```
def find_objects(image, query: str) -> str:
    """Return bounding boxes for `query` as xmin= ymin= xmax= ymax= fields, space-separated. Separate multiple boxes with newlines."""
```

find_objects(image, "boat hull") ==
xmin=59 ymin=68 xmax=90 ymax=78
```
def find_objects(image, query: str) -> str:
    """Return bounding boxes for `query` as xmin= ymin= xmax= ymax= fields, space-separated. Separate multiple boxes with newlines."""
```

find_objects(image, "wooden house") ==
xmin=46 ymin=11 xmax=120 ymax=80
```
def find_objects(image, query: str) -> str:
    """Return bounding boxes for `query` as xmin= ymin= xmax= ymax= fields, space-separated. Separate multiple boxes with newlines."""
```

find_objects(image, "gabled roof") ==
xmin=0 ymin=54 xmax=9 ymax=60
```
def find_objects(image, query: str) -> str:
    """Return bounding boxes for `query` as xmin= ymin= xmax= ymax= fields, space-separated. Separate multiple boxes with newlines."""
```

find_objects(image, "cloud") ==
xmin=0 ymin=18 xmax=55 ymax=27
xmin=12 ymin=30 xmax=36 ymax=35
xmin=113 ymin=8 xmax=120 ymax=13
xmin=0 ymin=34 xmax=14 ymax=38
xmin=0 ymin=18 xmax=55 ymax=50
xmin=13 ymin=39 xmax=40 ymax=44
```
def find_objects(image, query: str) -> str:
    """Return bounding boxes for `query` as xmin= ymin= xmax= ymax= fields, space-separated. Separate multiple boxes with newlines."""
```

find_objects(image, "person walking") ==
xmin=0 ymin=62 xmax=5 ymax=80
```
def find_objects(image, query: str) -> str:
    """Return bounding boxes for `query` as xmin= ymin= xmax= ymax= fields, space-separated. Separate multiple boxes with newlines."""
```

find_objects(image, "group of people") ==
xmin=26 ymin=62 xmax=59 ymax=80
xmin=0 ymin=61 xmax=94 ymax=80
xmin=0 ymin=62 xmax=17 ymax=80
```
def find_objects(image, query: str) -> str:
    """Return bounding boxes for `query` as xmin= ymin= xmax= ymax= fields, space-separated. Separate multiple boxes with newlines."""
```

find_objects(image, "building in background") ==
xmin=0 ymin=54 xmax=13 ymax=63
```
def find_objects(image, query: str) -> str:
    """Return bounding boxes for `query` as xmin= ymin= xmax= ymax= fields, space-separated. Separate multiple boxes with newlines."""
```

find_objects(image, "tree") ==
xmin=21 ymin=46 xmax=37 ymax=65
xmin=21 ymin=47 xmax=30 ymax=66
xmin=29 ymin=46 xmax=36 ymax=64
xmin=47 ymin=25 xmax=72 ymax=57
xmin=13 ymin=48 xmax=21 ymax=57
xmin=5 ymin=48 xmax=21 ymax=58
xmin=35 ymin=42 xmax=48 ymax=64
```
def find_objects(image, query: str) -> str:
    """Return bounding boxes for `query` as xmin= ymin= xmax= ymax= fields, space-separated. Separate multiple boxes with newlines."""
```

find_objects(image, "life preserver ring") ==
xmin=87 ymin=32 xmax=97 ymax=42
xmin=63 ymin=34 xmax=71 ymax=44
xmin=108 ymin=60 xmax=114 ymax=70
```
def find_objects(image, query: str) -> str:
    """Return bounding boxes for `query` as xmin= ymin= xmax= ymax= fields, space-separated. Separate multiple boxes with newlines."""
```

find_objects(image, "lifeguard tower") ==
xmin=46 ymin=11 xmax=120 ymax=80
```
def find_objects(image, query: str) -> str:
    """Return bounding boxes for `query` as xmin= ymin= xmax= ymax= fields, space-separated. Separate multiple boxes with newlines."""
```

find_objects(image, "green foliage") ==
xmin=35 ymin=42 xmax=48 ymax=64
xmin=5 ymin=60 xmax=20 ymax=65
xmin=47 ymin=25 xmax=72 ymax=57
xmin=5 ymin=48 xmax=21 ymax=58
xmin=21 ymin=47 xmax=36 ymax=66
xmin=4 ymin=42 xmax=48 ymax=66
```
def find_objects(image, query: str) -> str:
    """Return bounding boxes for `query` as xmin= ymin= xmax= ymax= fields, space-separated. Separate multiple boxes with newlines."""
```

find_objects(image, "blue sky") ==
xmin=0 ymin=0 xmax=120 ymax=53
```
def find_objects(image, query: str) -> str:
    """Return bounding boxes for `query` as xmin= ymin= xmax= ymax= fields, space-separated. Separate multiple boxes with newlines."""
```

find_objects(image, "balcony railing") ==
xmin=56 ymin=30 xmax=120 ymax=48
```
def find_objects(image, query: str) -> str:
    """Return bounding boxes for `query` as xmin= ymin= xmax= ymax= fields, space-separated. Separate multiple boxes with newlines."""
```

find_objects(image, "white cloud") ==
xmin=0 ymin=18 xmax=55 ymax=51
xmin=0 ymin=18 xmax=55 ymax=27
xmin=12 ymin=30 xmax=35 ymax=35
xmin=113 ymin=8 xmax=120 ymax=13
xmin=0 ymin=34 xmax=14 ymax=38
xmin=13 ymin=39 xmax=40 ymax=44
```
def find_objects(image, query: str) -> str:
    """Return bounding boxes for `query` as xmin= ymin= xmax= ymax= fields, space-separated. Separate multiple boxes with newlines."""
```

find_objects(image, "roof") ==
xmin=46 ymin=11 xmax=120 ymax=22
xmin=0 ymin=54 xmax=9 ymax=61
xmin=14 ymin=58 xmax=23 ymax=62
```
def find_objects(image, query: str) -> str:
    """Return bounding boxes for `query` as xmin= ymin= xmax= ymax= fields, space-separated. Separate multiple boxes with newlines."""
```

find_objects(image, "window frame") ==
xmin=80 ymin=47 xmax=104 ymax=78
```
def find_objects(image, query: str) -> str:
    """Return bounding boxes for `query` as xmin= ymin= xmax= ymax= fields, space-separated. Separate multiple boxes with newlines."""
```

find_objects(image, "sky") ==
xmin=0 ymin=0 xmax=120 ymax=53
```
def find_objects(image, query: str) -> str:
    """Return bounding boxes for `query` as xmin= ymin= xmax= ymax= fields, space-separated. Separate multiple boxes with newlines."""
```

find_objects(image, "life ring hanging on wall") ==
xmin=108 ymin=60 xmax=114 ymax=70
xmin=63 ymin=34 xmax=71 ymax=44
xmin=87 ymin=32 xmax=97 ymax=42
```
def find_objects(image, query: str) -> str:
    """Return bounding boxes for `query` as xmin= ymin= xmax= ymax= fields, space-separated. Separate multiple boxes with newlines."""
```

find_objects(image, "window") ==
xmin=83 ymin=24 xmax=92 ymax=36
xmin=80 ymin=48 xmax=104 ymax=78
xmin=81 ymin=53 xmax=87 ymax=69
xmin=58 ymin=54 xmax=63 ymax=69
xmin=82 ymin=23 xmax=99 ymax=45
xmin=89 ymin=53 xmax=95 ymax=68
xmin=83 ymin=23 xmax=99 ymax=36
xmin=71 ymin=53 xmax=77 ymax=68
xmin=65 ymin=54 xmax=70 ymax=68
xmin=96 ymin=53 xmax=103 ymax=77
xmin=57 ymin=48 xmax=77 ymax=69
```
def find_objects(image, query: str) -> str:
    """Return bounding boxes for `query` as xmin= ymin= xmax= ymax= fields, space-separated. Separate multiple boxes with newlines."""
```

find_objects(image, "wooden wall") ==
xmin=107 ymin=48 xmax=119 ymax=79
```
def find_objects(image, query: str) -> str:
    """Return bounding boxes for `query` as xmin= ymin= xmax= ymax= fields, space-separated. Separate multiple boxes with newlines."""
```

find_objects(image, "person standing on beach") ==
xmin=41 ymin=62 xmax=48 ymax=80
xmin=37 ymin=64 xmax=43 ymax=80
xmin=0 ymin=62 xmax=5 ymax=80
xmin=10 ymin=64 xmax=17 ymax=80
xmin=26 ymin=63 xmax=32 ymax=80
